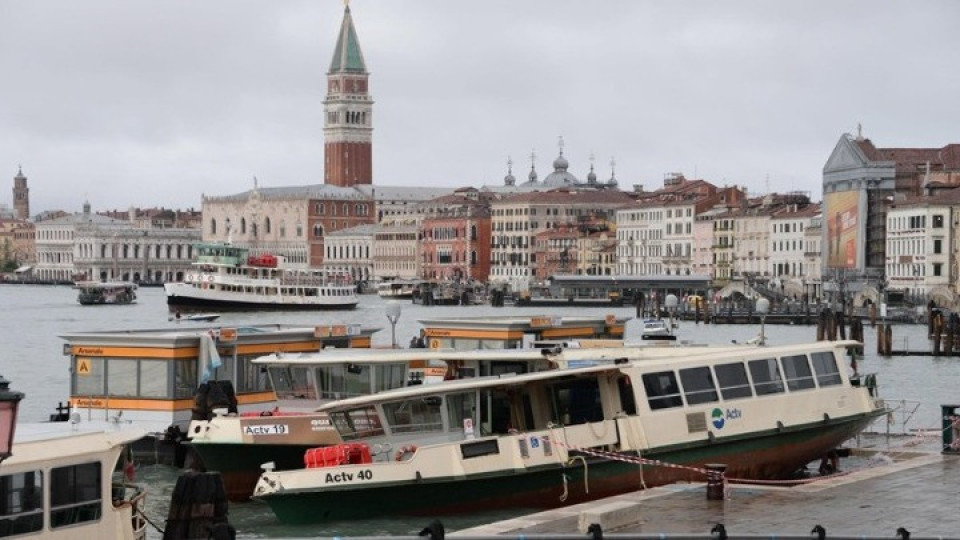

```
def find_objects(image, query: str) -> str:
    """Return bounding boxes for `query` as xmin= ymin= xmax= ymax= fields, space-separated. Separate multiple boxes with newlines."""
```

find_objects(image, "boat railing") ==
xmin=111 ymin=484 xmax=147 ymax=539
xmin=863 ymin=398 xmax=922 ymax=437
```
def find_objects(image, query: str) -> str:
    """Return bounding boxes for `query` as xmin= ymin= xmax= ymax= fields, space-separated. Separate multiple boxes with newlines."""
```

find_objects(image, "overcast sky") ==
xmin=2 ymin=1 xmax=959 ymax=215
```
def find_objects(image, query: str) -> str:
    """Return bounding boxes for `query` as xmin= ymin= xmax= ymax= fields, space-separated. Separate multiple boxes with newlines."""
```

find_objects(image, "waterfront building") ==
xmin=418 ymin=188 xmax=492 ymax=282
xmin=692 ymin=206 xmax=727 ymax=283
xmin=12 ymin=166 xmax=29 ymax=220
xmin=324 ymin=3 xmax=373 ymax=187
xmin=489 ymin=187 xmax=634 ymax=289
xmin=822 ymin=129 xmax=960 ymax=298
xmin=884 ymin=189 xmax=959 ymax=305
xmin=12 ymin=220 xmax=35 ymax=268
xmin=803 ymin=212 xmax=824 ymax=302
xmin=372 ymin=222 xmax=419 ymax=281
xmin=355 ymin=185 xmax=454 ymax=225
xmin=769 ymin=203 xmax=821 ymax=299
xmin=201 ymin=183 xmax=373 ymax=269
xmin=323 ymin=223 xmax=376 ymax=285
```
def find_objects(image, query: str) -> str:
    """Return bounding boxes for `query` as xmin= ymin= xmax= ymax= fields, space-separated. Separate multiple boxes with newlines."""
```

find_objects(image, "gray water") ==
xmin=1 ymin=284 xmax=956 ymax=537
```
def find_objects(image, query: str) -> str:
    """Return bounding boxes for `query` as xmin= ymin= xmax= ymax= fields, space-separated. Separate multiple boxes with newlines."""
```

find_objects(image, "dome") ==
xmin=542 ymin=150 xmax=579 ymax=186
xmin=526 ymin=166 xmax=538 ymax=184
xmin=553 ymin=154 xmax=569 ymax=171
xmin=587 ymin=166 xmax=597 ymax=185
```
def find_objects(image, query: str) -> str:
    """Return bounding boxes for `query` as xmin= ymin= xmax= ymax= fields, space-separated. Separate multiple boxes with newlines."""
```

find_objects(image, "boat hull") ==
xmin=189 ymin=442 xmax=315 ymax=501
xmin=166 ymin=293 xmax=357 ymax=311
xmin=258 ymin=412 xmax=879 ymax=524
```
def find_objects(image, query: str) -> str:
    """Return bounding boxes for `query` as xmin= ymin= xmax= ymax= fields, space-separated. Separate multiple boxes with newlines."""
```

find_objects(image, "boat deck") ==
xmin=454 ymin=436 xmax=960 ymax=538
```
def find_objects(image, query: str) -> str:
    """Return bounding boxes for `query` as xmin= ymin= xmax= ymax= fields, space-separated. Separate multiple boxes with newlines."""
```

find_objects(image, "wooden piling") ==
xmin=816 ymin=310 xmax=825 ymax=341
xmin=884 ymin=324 xmax=893 ymax=356
xmin=932 ymin=312 xmax=943 ymax=357
xmin=869 ymin=303 xmax=876 ymax=328
xmin=877 ymin=322 xmax=886 ymax=356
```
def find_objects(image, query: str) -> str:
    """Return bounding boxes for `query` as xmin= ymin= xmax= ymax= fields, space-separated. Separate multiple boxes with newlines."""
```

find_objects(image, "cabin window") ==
xmin=373 ymin=363 xmax=407 ymax=393
xmin=548 ymin=378 xmax=603 ymax=425
xmin=140 ymin=360 xmax=168 ymax=398
xmin=74 ymin=358 xmax=105 ymax=396
xmin=714 ymin=362 xmax=753 ymax=400
xmin=617 ymin=376 xmax=637 ymax=415
xmin=331 ymin=407 xmax=383 ymax=440
xmin=107 ymin=359 xmax=138 ymax=397
xmin=50 ymin=462 xmax=101 ymax=528
xmin=313 ymin=365 xmax=369 ymax=400
xmin=810 ymin=352 xmax=843 ymax=387
xmin=382 ymin=397 xmax=443 ymax=434
xmin=269 ymin=366 xmax=316 ymax=400
xmin=748 ymin=358 xmax=784 ymax=395
xmin=642 ymin=371 xmax=683 ymax=410
xmin=447 ymin=392 xmax=482 ymax=434
xmin=0 ymin=471 xmax=43 ymax=535
xmin=175 ymin=359 xmax=199 ymax=398
xmin=679 ymin=366 xmax=719 ymax=405
xmin=236 ymin=355 xmax=270 ymax=393
xmin=781 ymin=355 xmax=816 ymax=391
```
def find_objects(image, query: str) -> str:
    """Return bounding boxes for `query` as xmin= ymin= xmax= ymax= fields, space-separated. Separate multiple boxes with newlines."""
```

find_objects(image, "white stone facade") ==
xmin=615 ymin=205 xmax=663 ymax=275
xmin=324 ymin=224 xmax=376 ymax=284
xmin=885 ymin=203 xmax=951 ymax=299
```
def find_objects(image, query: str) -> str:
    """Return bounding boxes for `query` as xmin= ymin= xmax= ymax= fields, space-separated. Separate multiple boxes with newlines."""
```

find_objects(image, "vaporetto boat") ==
xmin=164 ymin=243 xmax=358 ymax=311
xmin=252 ymin=340 xmax=885 ymax=523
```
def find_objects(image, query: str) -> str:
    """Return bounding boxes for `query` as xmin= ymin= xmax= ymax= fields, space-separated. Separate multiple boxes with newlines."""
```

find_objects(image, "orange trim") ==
xmin=71 ymin=346 xmax=198 ymax=358
xmin=423 ymin=329 xmax=524 ymax=339
xmin=236 ymin=338 xmax=370 ymax=355
xmin=70 ymin=391 xmax=278 ymax=411
xmin=540 ymin=327 xmax=596 ymax=338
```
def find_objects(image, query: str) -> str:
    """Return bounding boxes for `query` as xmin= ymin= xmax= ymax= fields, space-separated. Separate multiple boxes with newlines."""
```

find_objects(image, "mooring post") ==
xmin=704 ymin=463 xmax=727 ymax=500
xmin=876 ymin=322 xmax=885 ymax=356
xmin=884 ymin=324 xmax=893 ymax=357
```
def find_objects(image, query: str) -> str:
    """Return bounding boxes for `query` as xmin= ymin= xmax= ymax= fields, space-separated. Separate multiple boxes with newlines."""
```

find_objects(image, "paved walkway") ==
xmin=453 ymin=449 xmax=960 ymax=538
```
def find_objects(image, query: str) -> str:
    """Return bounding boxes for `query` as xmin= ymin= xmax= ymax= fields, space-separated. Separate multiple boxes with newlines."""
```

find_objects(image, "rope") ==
xmin=566 ymin=455 xmax=590 ymax=495
xmin=135 ymin=505 xmax=165 ymax=535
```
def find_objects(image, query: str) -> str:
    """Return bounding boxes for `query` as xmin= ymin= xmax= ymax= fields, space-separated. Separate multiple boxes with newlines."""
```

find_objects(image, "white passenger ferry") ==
xmin=253 ymin=340 xmax=885 ymax=524
xmin=164 ymin=243 xmax=357 ymax=311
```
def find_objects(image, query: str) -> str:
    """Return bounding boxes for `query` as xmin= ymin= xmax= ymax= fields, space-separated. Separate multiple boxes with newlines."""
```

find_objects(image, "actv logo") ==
xmin=711 ymin=408 xmax=724 ymax=429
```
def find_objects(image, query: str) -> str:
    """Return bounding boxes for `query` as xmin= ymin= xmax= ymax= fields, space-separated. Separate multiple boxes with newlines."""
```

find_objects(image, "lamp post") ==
xmin=0 ymin=375 xmax=24 ymax=464
xmin=756 ymin=297 xmax=770 ymax=346
xmin=665 ymin=293 xmax=679 ymax=334
xmin=385 ymin=301 xmax=403 ymax=349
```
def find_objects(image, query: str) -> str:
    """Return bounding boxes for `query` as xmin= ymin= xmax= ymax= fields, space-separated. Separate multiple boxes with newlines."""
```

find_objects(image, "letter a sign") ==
xmin=77 ymin=358 xmax=91 ymax=376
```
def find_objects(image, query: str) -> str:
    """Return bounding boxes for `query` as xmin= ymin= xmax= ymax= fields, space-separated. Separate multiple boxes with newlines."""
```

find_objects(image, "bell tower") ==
xmin=12 ymin=166 xmax=29 ymax=220
xmin=324 ymin=2 xmax=373 ymax=187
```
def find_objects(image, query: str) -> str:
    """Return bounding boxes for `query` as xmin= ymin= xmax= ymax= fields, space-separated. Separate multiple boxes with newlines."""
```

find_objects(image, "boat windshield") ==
xmin=268 ymin=362 xmax=408 ymax=401
xmin=331 ymin=391 xmax=482 ymax=440
xmin=331 ymin=407 xmax=384 ymax=440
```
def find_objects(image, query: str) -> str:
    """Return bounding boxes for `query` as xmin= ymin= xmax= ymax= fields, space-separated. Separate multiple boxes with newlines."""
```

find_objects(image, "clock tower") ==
xmin=324 ymin=2 xmax=373 ymax=187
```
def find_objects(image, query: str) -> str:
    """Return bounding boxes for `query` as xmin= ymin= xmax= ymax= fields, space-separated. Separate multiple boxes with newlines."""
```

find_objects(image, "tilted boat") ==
xmin=74 ymin=281 xmax=138 ymax=305
xmin=252 ymin=340 xmax=885 ymax=523
xmin=0 ymin=424 xmax=149 ymax=539
xmin=164 ymin=242 xmax=358 ymax=311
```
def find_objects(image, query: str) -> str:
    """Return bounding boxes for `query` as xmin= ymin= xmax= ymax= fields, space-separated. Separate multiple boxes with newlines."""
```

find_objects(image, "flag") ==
xmin=123 ymin=446 xmax=136 ymax=482
xmin=200 ymin=331 xmax=222 ymax=383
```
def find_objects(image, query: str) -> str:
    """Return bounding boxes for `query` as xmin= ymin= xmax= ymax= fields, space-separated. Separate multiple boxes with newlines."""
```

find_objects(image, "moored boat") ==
xmin=376 ymin=279 xmax=420 ymax=299
xmin=0 ymin=423 xmax=148 ymax=539
xmin=164 ymin=242 xmax=358 ymax=311
xmin=252 ymin=340 xmax=885 ymax=523
xmin=640 ymin=318 xmax=676 ymax=340
xmin=74 ymin=281 xmax=138 ymax=305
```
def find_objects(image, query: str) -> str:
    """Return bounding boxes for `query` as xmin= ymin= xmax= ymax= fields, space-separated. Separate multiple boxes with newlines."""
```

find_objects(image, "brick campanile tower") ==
xmin=324 ymin=2 xmax=373 ymax=187
xmin=13 ymin=166 xmax=29 ymax=220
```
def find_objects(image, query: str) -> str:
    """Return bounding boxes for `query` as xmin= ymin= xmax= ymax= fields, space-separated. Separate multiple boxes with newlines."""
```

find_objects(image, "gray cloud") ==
xmin=1 ymin=1 xmax=958 ymax=213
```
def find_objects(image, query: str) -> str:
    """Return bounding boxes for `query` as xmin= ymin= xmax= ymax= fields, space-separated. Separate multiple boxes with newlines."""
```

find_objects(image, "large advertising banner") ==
xmin=824 ymin=191 xmax=859 ymax=269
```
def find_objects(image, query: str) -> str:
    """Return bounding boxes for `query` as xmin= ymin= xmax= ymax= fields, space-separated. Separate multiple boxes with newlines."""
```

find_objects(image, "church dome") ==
xmin=543 ymin=151 xmax=579 ymax=186
xmin=587 ymin=166 xmax=597 ymax=185
xmin=504 ymin=172 xmax=516 ymax=186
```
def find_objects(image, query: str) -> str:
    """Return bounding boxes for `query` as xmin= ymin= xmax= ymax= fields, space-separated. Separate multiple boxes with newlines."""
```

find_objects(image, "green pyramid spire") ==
xmin=328 ymin=4 xmax=367 ymax=74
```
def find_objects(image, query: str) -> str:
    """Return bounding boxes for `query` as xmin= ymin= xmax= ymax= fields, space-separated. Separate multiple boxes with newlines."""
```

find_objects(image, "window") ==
xmin=933 ymin=214 xmax=944 ymax=228
xmin=810 ymin=352 xmax=842 ymax=387
xmin=934 ymin=263 xmax=943 ymax=277
xmin=781 ymin=354 xmax=816 ymax=391
xmin=175 ymin=359 xmax=198 ymax=398
xmin=748 ymin=358 xmax=784 ymax=395
xmin=50 ymin=463 xmax=101 ymax=528
xmin=107 ymin=359 xmax=138 ymax=397
xmin=75 ymin=358 xmax=105 ymax=396
xmin=642 ymin=371 xmax=683 ymax=410
xmin=714 ymin=362 xmax=753 ymax=400
xmin=548 ymin=379 xmax=603 ymax=425
xmin=140 ymin=360 xmax=168 ymax=397
xmin=934 ymin=239 xmax=942 ymax=254
xmin=679 ymin=366 xmax=719 ymax=405
xmin=0 ymin=471 xmax=43 ymax=535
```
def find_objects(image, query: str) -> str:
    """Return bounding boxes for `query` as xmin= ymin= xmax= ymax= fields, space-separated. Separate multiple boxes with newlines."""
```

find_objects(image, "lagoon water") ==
xmin=2 ymin=284 xmax=957 ymax=538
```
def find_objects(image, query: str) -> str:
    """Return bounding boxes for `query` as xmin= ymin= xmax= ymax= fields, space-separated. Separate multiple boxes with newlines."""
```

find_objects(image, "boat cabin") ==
xmin=59 ymin=324 xmax=378 ymax=433
xmin=73 ymin=282 xmax=138 ymax=305
xmin=417 ymin=314 xmax=627 ymax=351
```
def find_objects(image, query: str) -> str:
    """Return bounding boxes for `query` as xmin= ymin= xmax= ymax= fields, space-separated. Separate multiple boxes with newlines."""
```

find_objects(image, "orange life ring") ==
xmin=394 ymin=444 xmax=418 ymax=461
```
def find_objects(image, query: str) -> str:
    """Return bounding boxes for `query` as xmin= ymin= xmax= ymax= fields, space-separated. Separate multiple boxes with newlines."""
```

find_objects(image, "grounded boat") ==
xmin=74 ymin=281 xmax=137 ymax=305
xmin=252 ymin=340 xmax=885 ymax=523
xmin=164 ymin=243 xmax=358 ymax=311
xmin=0 ymin=423 xmax=148 ymax=539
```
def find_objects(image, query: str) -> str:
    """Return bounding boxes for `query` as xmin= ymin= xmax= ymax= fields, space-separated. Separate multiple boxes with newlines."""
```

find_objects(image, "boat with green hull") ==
xmin=253 ymin=340 xmax=885 ymax=523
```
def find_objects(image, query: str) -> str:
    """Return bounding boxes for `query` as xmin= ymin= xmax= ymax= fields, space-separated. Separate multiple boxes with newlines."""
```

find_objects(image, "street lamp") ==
xmin=385 ymin=301 xmax=403 ymax=349
xmin=0 ymin=375 xmax=24 ymax=464
xmin=665 ymin=293 xmax=679 ymax=334
xmin=756 ymin=297 xmax=770 ymax=346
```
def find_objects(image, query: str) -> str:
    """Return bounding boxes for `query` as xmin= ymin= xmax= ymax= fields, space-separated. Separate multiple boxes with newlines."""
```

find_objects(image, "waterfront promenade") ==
xmin=455 ymin=443 xmax=959 ymax=538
